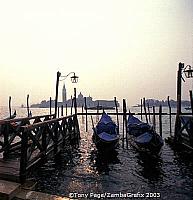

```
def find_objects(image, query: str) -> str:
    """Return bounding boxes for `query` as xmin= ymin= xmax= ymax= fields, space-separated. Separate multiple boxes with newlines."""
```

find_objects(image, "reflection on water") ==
xmin=89 ymin=149 xmax=120 ymax=175
xmin=135 ymin=152 xmax=164 ymax=183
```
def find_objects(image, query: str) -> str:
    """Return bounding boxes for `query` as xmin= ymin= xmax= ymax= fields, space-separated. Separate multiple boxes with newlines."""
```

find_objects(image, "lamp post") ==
xmin=175 ymin=62 xmax=193 ymax=140
xmin=54 ymin=71 xmax=79 ymax=118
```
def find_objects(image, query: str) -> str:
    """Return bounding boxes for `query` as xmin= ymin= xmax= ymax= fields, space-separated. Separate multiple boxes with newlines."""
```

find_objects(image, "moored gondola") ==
xmin=127 ymin=115 xmax=163 ymax=153
xmin=92 ymin=113 xmax=119 ymax=152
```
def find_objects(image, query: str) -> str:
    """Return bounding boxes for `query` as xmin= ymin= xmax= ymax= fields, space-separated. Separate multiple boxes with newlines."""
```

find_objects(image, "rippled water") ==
xmin=1 ymin=106 xmax=193 ymax=199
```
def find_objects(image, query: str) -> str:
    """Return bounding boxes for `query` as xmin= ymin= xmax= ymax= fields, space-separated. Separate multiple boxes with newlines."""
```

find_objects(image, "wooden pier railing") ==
xmin=0 ymin=114 xmax=80 ymax=183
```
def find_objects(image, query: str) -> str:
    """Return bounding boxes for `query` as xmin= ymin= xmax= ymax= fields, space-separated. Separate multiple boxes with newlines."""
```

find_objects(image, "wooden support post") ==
xmin=20 ymin=129 xmax=28 ymax=183
xmin=54 ymin=71 xmax=61 ymax=118
xmin=96 ymin=100 xmax=99 ymax=122
xmin=175 ymin=62 xmax=184 ymax=140
xmin=49 ymin=97 xmax=52 ymax=115
xmin=152 ymin=106 xmax=156 ymax=131
xmin=27 ymin=94 xmax=30 ymax=117
xmin=66 ymin=104 xmax=68 ymax=116
xmin=71 ymin=95 xmax=73 ymax=115
xmin=114 ymin=97 xmax=119 ymax=133
xmin=58 ymin=107 xmax=60 ymax=118
xmin=140 ymin=99 xmax=143 ymax=120
xmin=147 ymin=103 xmax=151 ymax=123
xmin=143 ymin=98 xmax=148 ymax=123
xmin=84 ymin=97 xmax=88 ymax=132
xmin=61 ymin=105 xmax=64 ymax=116
xmin=74 ymin=88 xmax=77 ymax=115
xmin=159 ymin=105 xmax=162 ymax=138
xmin=9 ymin=96 xmax=12 ymax=119
xmin=42 ymin=126 xmax=47 ymax=157
xmin=123 ymin=99 xmax=128 ymax=148
xmin=122 ymin=99 xmax=125 ymax=148
xmin=54 ymin=122 xmax=59 ymax=155
xmin=189 ymin=90 xmax=193 ymax=115
xmin=167 ymin=96 xmax=172 ymax=136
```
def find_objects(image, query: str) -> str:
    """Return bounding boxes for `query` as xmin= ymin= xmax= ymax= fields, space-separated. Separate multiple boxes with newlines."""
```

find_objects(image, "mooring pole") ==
xmin=66 ymin=104 xmax=68 ymax=116
xmin=49 ymin=97 xmax=52 ymax=115
xmin=159 ymin=105 xmax=162 ymax=138
xmin=140 ymin=99 xmax=143 ymax=120
xmin=123 ymin=99 xmax=128 ymax=148
xmin=26 ymin=95 xmax=29 ymax=117
xmin=9 ymin=96 xmax=11 ymax=119
xmin=143 ymin=97 xmax=148 ymax=124
xmin=54 ymin=71 xmax=61 ymax=118
xmin=74 ymin=88 xmax=77 ymax=115
xmin=189 ymin=90 xmax=193 ymax=115
xmin=147 ymin=103 xmax=151 ymax=123
xmin=122 ymin=99 xmax=125 ymax=148
xmin=61 ymin=105 xmax=64 ymax=116
xmin=114 ymin=97 xmax=119 ymax=133
xmin=84 ymin=97 xmax=88 ymax=132
xmin=71 ymin=95 xmax=73 ymax=115
xmin=174 ymin=62 xmax=184 ymax=140
xmin=167 ymin=96 xmax=172 ymax=135
xmin=152 ymin=106 xmax=156 ymax=131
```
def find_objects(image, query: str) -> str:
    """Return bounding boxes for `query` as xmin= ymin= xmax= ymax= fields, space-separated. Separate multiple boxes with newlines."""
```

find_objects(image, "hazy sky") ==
xmin=1 ymin=0 xmax=193 ymax=106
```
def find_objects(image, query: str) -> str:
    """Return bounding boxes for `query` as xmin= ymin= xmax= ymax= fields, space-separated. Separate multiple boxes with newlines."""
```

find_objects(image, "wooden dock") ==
xmin=0 ymin=113 xmax=80 ymax=183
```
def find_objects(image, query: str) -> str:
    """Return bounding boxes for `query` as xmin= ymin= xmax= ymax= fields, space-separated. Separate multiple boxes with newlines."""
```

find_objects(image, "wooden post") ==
xmin=66 ymin=104 xmax=68 ymax=116
xmin=152 ymin=106 xmax=156 ymax=131
xmin=20 ymin=129 xmax=28 ymax=183
xmin=49 ymin=97 xmax=52 ymax=115
xmin=54 ymin=122 xmax=59 ymax=155
xmin=96 ymin=100 xmax=99 ymax=122
xmin=143 ymin=98 xmax=148 ymax=123
xmin=147 ymin=103 xmax=151 ymax=123
xmin=122 ymin=99 xmax=125 ymax=148
xmin=71 ymin=95 xmax=73 ymax=115
xmin=159 ymin=105 xmax=162 ymax=138
xmin=114 ymin=97 xmax=119 ymax=133
xmin=61 ymin=105 xmax=64 ymax=116
xmin=140 ymin=99 xmax=143 ymax=120
xmin=167 ymin=96 xmax=172 ymax=136
xmin=74 ymin=88 xmax=77 ymax=115
xmin=58 ymin=107 xmax=60 ymax=118
xmin=123 ymin=99 xmax=128 ymax=148
xmin=189 ymin=90 xmax=193 ymax=115
xmin=84 ymin=97 xmax=88 ymax=132
xmin=175 ymin=62 xmax=184 ymax=140
xmin=9 ymin=96 xmax=11 ymax=119
xmin=27 ymin=94 xmax=30 ymax=117
xmin=42 ymin=126 xmax=47 ymax=157
xmin=54 ymin=71 xmax=61 ymax=118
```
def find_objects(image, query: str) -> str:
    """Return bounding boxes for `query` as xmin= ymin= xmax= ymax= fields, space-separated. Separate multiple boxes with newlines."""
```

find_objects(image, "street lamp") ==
xmin=54 ymin=71 xmax=79 ymax=118
xmin=183 ymin=65 xmax=193 ymax=78
xmin=175 ymin=62 xmax=193 ymax=139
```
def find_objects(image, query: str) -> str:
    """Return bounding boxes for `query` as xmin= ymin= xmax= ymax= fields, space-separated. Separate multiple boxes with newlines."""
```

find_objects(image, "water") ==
xmin=0 ymin=106 xmax=193 ymax=199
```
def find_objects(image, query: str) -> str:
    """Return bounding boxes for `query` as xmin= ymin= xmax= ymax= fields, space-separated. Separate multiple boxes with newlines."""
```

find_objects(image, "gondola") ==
xmin=92 ymin=113 xmax=119 ymax=152
xmin=127 ymin=115 xmax=163 ymax=153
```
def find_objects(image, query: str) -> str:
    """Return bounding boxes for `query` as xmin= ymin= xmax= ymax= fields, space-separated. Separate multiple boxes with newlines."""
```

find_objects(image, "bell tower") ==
xmin=62 ymin=83 xmax=67 ymax=103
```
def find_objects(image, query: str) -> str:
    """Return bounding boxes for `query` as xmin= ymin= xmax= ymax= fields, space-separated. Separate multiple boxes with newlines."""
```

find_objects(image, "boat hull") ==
xmin=93 ymin=131 xmax=119 ymax=152
xmin=127 ymin=115 xmax=163 ymax=154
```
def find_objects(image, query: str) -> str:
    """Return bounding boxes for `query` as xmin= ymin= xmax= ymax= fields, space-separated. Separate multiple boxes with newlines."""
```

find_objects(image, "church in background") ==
xmin=31 ymin=83 xmax=119 ymax=108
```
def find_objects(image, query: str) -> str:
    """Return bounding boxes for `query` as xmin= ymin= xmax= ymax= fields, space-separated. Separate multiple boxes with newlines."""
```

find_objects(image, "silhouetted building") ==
xmin=62 ymin=83 xmax=67 ymax=103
